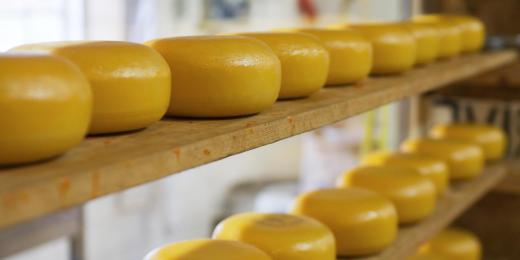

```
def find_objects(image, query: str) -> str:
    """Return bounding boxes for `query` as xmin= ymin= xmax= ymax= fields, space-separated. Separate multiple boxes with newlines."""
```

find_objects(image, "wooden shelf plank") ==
xmin=339 ymin=161 xmax=509 ymax=260
xmin=494 ymin=160 xmax=520 ymax=194
xmin=0 ymin=50 xmax=516 ymax=229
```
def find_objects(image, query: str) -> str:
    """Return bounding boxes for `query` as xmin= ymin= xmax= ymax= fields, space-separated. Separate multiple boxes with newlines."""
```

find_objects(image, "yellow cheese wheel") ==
xmin=144 ymin=239 xmax=272 ymax=260
xmin=412 ymin=15 xmax=462 ymax=59
xmin=11 ymin=41 xmax=170 ymax=134
xmin=338 ymin=165 xmax=437 ymax=224
xmin=362 ymin=151 xmax=449 ymax=195
xmin=238 ymin=32 xmax=329 ymax=99
xmin=420 ymin=228 xmax=481 ymax=260
xmin=400 ymin=22 xmax=441 ymax=65
xmin=429 ymin=124 xmax=506 ymax=161
xmin=146 ymin=36 xmax=281 ymax=117
xmin=295 ymin=29 xmax=372 ymax=85
xmin=416 ymin=15 xmax=485 ymax=53
xmin=347 ymin=24 xmax=416 ymax=74
xmin=0 ymin=54 xmax=91 ymax=165
xmin=291 ymin=187 xmax=397 ymax=256
xmin=212 ymin=212 xmax=336 ymax=260
xmin=401 ymin=138 xmax=484 ymax=180
xmin=445 ymin=15 xmax=485 ymax=53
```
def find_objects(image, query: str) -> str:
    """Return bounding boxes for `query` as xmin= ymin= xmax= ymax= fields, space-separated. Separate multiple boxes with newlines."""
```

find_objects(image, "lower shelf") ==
xmin=338 ymin=161 xmax=508 ymax=260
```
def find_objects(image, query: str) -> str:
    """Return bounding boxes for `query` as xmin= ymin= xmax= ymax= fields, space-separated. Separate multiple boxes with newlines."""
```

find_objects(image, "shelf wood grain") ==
xmin=339 ymin=161 xmax=509 ymax=260
xmin=0 ymin=50 xmax=516 ymax=229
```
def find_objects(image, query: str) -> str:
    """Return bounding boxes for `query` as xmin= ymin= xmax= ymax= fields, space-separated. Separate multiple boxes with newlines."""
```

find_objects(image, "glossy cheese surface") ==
xmin=448 ymin=15 xmax=485 ymax=53
xmin=11 ymin=41 xmax=170 ymax=134
xmin=239 ymin=32 xmax=329 ymax=99
xmin=362 ymin=151 xmax=449 ymax=195
xmin=420 ymin=228 xmax=481 ymax=260
xmin=296 ymin=29 xmax=372 ymax=85
xmin=144 ymin=239 xmax=272 ymax=260
xmin=338 ymin=165 xmax=437 ymax=223
xmin=147 ymin=36 xmax=281 ymax=117
xmin=401 ymin=138 xmax=484 ymax=180
xmin=412 ymin=16 xmax=462 ymax=59
xmin=348 ymin=24 xmax=416 ymax=74
xmin=213 ymin=212 xmax=336 ymax=260
xmin=400 ymin=22 xmax=440 ymax=65
xmin=0 ymin=54 xmax=91 ymax=165
xmin=430 ymin=124 xmax=506 ymax=161
xmin=292 ymin=188 xmax=397 ymax=256
xmin=422 ymin=14 xmax=485 ymax=53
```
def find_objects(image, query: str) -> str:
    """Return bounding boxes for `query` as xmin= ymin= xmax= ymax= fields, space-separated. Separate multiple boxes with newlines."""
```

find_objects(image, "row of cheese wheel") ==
xmin=0 ymin=14 xmax=484 ymax=166
xmin=145 ymin=123 xmax=502 ymax=259
xmin=146 ymin=225 xmax=480 ymax=260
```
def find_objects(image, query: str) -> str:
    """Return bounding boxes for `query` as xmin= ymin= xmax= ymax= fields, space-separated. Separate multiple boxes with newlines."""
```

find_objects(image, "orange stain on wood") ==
xmin=203 ymin=148 xmax=211 ymax=156
xmin=2 ymin=193 xmax=17 ymax=209
xmin=246 ymin=121 xmax=257 ymax=134
xmin=91 ymin=172 xmax=100 ymax=197
xmin=103 ymin=139 xmax=113 ymax=145
xmin=58 ymin=179 xmax=71 ymax=198
xmin=172 ymin=148 xmax=181 ymax=162
xmin=354 ymin=79 xmax=367 ymax=88
xmin=287 ymin=116 xmax=296 ymax=132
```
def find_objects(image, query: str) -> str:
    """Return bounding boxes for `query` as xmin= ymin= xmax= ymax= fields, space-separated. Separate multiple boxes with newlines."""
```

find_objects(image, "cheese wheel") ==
xmin=429 ymin=124 xmax=506 ymax=161
xmin=362 ymin=151 xmax=449 ymax=195
xmin=291 ymin=187 xmax=397 ymax=256
xmin=416 ymin=15 xmax=484 ymax=53
xmin=144 ymin=239 xmax=272 ymax=260
xmin=401 ymin=138 xmax=484 ymax=180
xmin=213 ymin=212 xmax=336 ymax=260
xmin=238 ymin=32 xmax=329 ymax=99
xmin=412 ymin=15 xmax=462 ymax=59
xmin=338 ymin=165 xmax=437 ymax=224
xmin=347 ymin=24 xmax=416 ymax=74
xmin=11 ymin=41 xmax=170 ymax=134
xmin=400 ymin=22 xmax=441 ymax=65
xmin=146 ymin=36 xmax=281 ymax=117
xmin=295 ymin=29 xmax=372 ymax=85
xmin=0 ymin=54 xmax=91 ymax=165
xmin=445 ymin=15 xmax=485 ymax=53
xmin=421 ymin=228 xmax=481 ymax=260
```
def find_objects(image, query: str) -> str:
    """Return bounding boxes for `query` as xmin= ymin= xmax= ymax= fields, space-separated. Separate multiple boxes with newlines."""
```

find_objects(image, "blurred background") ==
xmin=0 ymin=0 xmax=410 ymax=53
xmin=1 ymin=0 xmax=519 ymax=260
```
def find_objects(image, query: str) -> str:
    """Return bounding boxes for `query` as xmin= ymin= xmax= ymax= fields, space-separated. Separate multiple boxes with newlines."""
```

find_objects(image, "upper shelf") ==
xmin=0 ymin=50 xmax=516 ymax=229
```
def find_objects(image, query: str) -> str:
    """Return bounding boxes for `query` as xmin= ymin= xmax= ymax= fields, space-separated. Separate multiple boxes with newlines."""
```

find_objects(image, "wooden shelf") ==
xmin=494 ymin=160 xmax=520 ymax=194
xmin=339 ymin=161 xmax=509 ymax=260
xmin=0 ymin=50 xmax=516 ymax=229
